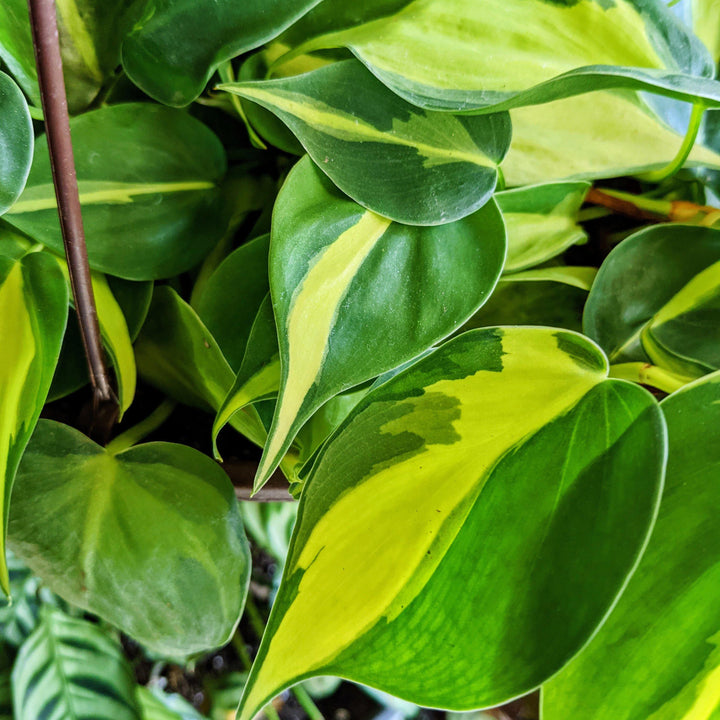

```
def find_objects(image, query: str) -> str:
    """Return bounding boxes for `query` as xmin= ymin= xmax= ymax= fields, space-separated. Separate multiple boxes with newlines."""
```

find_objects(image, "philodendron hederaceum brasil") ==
xmin=1 ymin=0 xmax=719 ymax=718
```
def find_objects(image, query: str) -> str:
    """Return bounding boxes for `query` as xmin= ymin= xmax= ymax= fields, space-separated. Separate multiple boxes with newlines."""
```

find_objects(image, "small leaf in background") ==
xmin=0 ymin=72 xmax=32 ymax=216
xmin=220 ymin=61 xmax=511 ymax=225
xmin=121 ymin=0 xmax=323 ymax=106
xmin=9 ymin=420 xmax=251 ymax=657
xmin=12 ymin=606 xmax=140 ymax=720
xmin=238 ymin=327 xmax=666 ymax=719
xmin=282 ymin=0 xmax=720 ymax=112
xmin=543 ymin=371 xmax=720 ymax=720
xmin=254 ymin=156 xmax=506 ymax=488
xmin=496 ymin=182 xmax=589 ymax=272
xmin=584 ymin=224 xmax=720 ymax=378
xmin=136 ymin=685 xmax=208 ymax=720
xmin=503 ymin=266 xmax=597 ymax=291
xmin=5 ymin=104 xmax=228 ymax=280
xmin=0 ymin=253 xmax=68 ymax=595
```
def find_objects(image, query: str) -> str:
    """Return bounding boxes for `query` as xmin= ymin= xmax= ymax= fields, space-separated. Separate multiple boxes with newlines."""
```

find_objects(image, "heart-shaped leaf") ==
xmin=0 ymin=72 xmax=32 ymax=216
xmin=237 ymin=327 xmax=666 ymax=719
xmin=253 ymin=156 xmax=506 ymax=489
xmin=220 ymin=61 xmax=511 ymax=225
xmin=4 ymin=104 xmax=228 ymax=280
xmin=9 ymin=420 xmax=251 ymax=656
xmin=543 ymin=371 xmax=720 ymax=720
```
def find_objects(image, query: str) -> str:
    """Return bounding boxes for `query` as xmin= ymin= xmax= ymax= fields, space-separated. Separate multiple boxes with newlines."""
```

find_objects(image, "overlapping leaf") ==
xmin=220 ymin=61 xmax=511 ymax=225
xmin=0 ymin=72 xmax=32 ymax=216
xmin=5 ymin=104 xmax=228 ymax=280
xmin=9 ymin=420 xmax=251 ymax=656
xmin=237 ymin=327 xmax=666 ymax=719
xmin=12 ymin=606 xmax=139 ymax=720
xmin=253 ymin=156 xmax=506 ymax=489
xmin=543 ymin=371 xmax=720 ymax=720
xmin=584 ymin=224 xmax=720 ymax=378
xmin=121 ymin=0 xmax=323 ymax=106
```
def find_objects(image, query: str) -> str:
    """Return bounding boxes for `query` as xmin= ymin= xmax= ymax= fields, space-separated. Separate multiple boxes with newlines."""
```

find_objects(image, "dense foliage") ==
xmin=1 ymin=1 xmax=720 ymax=719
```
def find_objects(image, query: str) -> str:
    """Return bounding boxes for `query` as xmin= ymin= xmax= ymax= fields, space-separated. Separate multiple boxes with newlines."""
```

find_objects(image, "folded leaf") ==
xmin=543 ymin=371 xmax=720 ymax=720
xmin=238 ymin=327 xmax=666 ymax=719
xmin=0 ymin=72 xmax=32 ymax=216
xmin=5 ymin=104 xmax=228 ymax=280
xmin=220 ymin=61 xmax=511 ymax=225
xmin=0 ymin=253 xmax=68 ymax=595
xmin=253 ymin=156 xmax=506 ymax=489
xmin=9 ymin=420 xmax=251 ymax=656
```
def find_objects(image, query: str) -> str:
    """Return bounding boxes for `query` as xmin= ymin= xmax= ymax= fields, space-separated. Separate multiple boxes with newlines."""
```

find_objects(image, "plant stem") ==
xmin=231 ymin=629 xmax=254 ymax=672
xmin=26 ymin=0 xmax=117 ymax=435
xmin=609 ymin=362 xmax=695 ymax=394
xmin=105 ymin=400 xmax=176 ymax=455
xmin=245 ymin=595 xmax=267 ymax=640
xmin=292 ymin=685 xmax=325 ymax=720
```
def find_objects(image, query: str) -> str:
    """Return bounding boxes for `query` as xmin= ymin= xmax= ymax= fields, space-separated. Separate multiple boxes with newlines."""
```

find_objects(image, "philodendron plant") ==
xmin=1 ymin=0 xmax=720 ymax=719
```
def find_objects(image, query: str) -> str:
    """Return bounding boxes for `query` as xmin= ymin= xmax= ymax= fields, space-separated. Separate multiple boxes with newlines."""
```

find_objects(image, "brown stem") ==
xmin=27 ymin=0 xmax=118 ymax=438
xmin=223 ymin=462 xmax=295 ymax=502
xmin=584 ymin=188 xmax=665 ymax=222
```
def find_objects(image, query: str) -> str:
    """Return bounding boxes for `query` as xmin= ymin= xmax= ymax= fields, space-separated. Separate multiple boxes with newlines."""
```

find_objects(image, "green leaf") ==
xmin=503 ymin=266 xmax=598 ymax=291
xmin=9 ymin=420 xmax=251 ymax=656
xmin=253 ymin=156 xmax=506 ymax=489
xmin=220 ymin=61 xmax=511 ymax=225
xmin=121 ymin=0 xmax=324 ymax=106
xmin=672 ymin=0 xmax=720 ymax=64
xmin=503 ymin=90 xmax=720 ymax=185
xmin=496 ymin=182 xmax=589 ymax=272
xmin=584 ymin=224 xmax=720 ymax=378
xmin=5 ymin=104 xmax=228 ymax=280
xmin=0 ymin=72 xmax=32 ymax=216
xmin=136 ymin=686 xmax=208 ymax=720
xmin=0 ymin=645 xmax=10 ymax=720
xmin=282 ymin=0 xmax=720 ymax=112
xmin=0 ymin=253 xmax=68 ymax=596
xmin=13 ymin=606 xmax=139 ymax=720
xmin=0 ymin=1 xmax=37 ymax=106
xmin=543 ymin=371 xmax=720 ymax=720
xmin=237 ymin=327 xmax=666 ymax=718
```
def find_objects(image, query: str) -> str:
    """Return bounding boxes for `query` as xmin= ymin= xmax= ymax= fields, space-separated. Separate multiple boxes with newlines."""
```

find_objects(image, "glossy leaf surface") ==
xmin=122 ymin=0 xmax=323 ymax=106
xmin=543 ymin=371 xmax=720 ymax=720
xmin=584 ymin=224 xmax=720 ymax=377
xmin=254 ymin=156 xmax=506 ymax=488
xmin=221 ymin=61 xmax=511 ymax=225
xmin=0 ymin=72 xmax=32 ymax=216
xmin=0 ymin=253 xmax=68 ymax=595
xmin=13 ymin=606 xmax=139 ymax=720
xmin=239 ymin=327 xmax=666 ymax=718
xmin=9 ymin=420 xmax=250 ymax=656
xmin=5 ymin=104 xmax=227 ymax=280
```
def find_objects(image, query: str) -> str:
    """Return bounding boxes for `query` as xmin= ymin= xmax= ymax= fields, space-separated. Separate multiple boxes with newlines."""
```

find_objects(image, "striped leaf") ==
xmin=237 ymin=327 xmax=666 ymax=719
xmin=9 ymin=420 xmax=251 ymax=656
xmin=543 ymin=371 xmax=720 ymax=720
xmin=0 ymin=72 xmax=32 ymax=216
xmin=253 ymin=156 xmax=506 ymax=489
xmin=220 ymin=61 xmax=511 ymax=225
xmin=279 ymin=0 xmax=720 ymax=112
xmin=503 ymin=90 xmax=720 ymax=185
xmin=121 ymin=0 xmax=323 ymax=106
xmin=12 ymin=606 xmax=139 ymax=720
xmin=584 ymin=224 xmax=720 ymax=378
xmin=5 ymin=103 xmax=228 ymax=280
xmin=496 ymin=182 xmax=589 ymax=273
xmin=0 ymin=253 xmax=68 ymax=596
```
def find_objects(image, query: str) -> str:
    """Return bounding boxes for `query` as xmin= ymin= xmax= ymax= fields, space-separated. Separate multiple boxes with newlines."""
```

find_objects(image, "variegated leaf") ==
xmin=237 ymin=327 xmax=666 ymax=718
xmin=220 ymin=61 xmax=511 ymax=225
xmin=253 ymin=156 xmax=506 ymax=489
xmin=0 ymin=72 xmax=32 ymax=216
xmin=543 ymin=371 xmax=720 ymax=720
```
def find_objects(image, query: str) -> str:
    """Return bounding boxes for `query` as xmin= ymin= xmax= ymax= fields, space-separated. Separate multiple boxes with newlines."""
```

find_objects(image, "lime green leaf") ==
xmin=672 ymin=0 xmax=720 ymax=63
xmin=238 ymin=327 xmax=666 ymax=718
xmin=0 ymin=72 xmax=32 ymax=216
xmin=0 ymin=253 xmax=68 ymax=596
xmin=543 ymin=370 xmax=720 ymax=720
xmin=9 ymin=420 xmax=250 ymax=656
xmin=503 ymin=90 xmax=720 ymax=185
xmin=121 ymin=0 xmax=323 ymax=106
xmin=285 ymin=0 xmax=720 ymax=112
xmin=220 ymin=61 xmax=511 ymax=225
xmin=13 ymin=606 xmax=140 ymax=720
xmin=253 ymin=156 xmax=506 ymax=489
xmin=584 ymin=224 xmax=720 ymax=378
xmin=497 ymin=182 xmax=589 ymax=272
xmin=503 ymin=266 xmax=597 ymax=291
xmin=5 ymin=104 xmax=228 ymax=280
